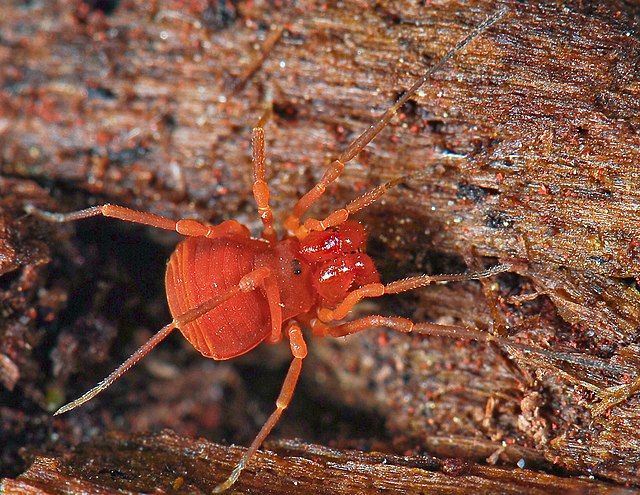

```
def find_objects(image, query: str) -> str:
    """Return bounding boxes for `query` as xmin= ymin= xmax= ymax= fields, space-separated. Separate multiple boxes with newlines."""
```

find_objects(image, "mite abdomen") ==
xmin=165 ymin=236 xmax=272 ymax=360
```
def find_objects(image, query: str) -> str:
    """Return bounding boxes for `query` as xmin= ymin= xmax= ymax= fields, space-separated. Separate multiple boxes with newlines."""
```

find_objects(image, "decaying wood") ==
xmin=2 ymin=431 xmax=636 ymax=494
xmin=2 ymin=0 xmax=640 ymax=492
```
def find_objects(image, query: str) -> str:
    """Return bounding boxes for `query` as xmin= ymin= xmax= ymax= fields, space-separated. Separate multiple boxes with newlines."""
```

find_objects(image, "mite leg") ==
xmin=318 ymin=263 xmax=512 ymax=323
xmin=312 ymin=314 xmax=497 ymax=341
xmin=284 ymin=8 xmax=507 ymax=233
xmin=253 ymin=265 xmax=283 ymax=343
xmin=25 ymin=203 xmax=250 ymax=239
xmin=212 ymin=322 xmax=307 ymax=493
xmin=311 ymin=315 xmax=574 ymax=366
xmin=252 ymin=127 xmax=277 ymax=242
xmin=53 ymin=267 xmax=276 ymax=416
xmin=283 ymin=158 xmax=345 ymax=233
xmin=298 ymin=176 xmax=405 ymax=235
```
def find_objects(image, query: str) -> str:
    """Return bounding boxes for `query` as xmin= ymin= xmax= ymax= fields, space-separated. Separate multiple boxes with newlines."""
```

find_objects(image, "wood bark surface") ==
xmin=1 ymin=0 xmax=640 ymax=493
xmin=3 ymin=431 xmax=637 ymax=494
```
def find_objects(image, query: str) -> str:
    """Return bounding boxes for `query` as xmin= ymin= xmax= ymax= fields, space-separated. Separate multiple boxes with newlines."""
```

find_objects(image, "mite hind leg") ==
xmin=212 ymin=321 xmax=307 ymax=493
xmin=53 ymin=266 xmax=281 ymax=415
xmin=312 ymin=314 xmax=502 ymax=343
xmin=311 ymin=313 xmax=584 ymax=375
xmin=25 ymin=203 xmax=250 ymax=239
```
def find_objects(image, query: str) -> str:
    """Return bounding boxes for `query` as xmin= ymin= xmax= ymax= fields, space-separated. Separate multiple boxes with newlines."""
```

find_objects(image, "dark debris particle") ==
xmin=273 ymin=101 xmax=300 ymax=122
xmin=457 ymin=183 xmax=488 ymax=202
xmin=84 ymin=0 xmax=120 ymax=15
xmin=442 ymin=458 xmax=472 ymax=476
xmin=485 ymin=211 xmax=510 ymax=229
xmin=87 ymin=85 xmax=116 ymax=100
xmin=202 ymin=0 xmax=239 ymax=31
xmin=106 ymin=146 xmax=149 ymax=166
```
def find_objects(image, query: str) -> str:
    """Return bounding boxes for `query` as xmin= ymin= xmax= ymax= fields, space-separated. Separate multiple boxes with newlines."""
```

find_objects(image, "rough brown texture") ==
xmin=2 ymin=0 xmax=640 ymax=492
xmin=2 ymin=431 xmax=637 ymax=494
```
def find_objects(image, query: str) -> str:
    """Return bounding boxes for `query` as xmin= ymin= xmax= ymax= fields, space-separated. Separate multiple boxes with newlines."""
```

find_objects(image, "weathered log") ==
xmin=2 ymin=431 xmax=637 ymax=494
xmin=2 ymin=0 xmax=640 ymax=491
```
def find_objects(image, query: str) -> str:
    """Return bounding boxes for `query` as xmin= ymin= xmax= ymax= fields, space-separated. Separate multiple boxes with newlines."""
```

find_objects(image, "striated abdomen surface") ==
xmin=165 ymin=236 xmax=272 ymax=360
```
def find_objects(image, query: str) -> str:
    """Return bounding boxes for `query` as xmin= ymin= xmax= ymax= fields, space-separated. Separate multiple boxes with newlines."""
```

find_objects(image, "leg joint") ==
xmin=239 ymin=267 xmax=272 ymax=291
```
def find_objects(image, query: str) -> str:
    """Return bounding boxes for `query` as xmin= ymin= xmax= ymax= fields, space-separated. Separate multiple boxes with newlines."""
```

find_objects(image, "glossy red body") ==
xmin=164 ymin=220 xmax=379 ymax=360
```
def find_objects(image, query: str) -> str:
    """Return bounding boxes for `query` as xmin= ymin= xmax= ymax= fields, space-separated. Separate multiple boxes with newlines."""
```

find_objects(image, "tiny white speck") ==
xmin=160 ymin=31 xmax=168 ymax=40
xmin=517 ymin=458 xmax=525 ymax=469
xmin=279 ymin=60 xmax=286 ymax=68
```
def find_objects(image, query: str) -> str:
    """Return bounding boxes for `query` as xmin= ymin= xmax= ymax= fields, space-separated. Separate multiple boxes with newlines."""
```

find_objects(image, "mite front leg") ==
xmin=284 ymin=159 xmax=345 ymax=234
xmin=251 ymin=127 xmax=277 ymax=242
xmin=297 ymin=177 xmax=405 ymax=236
xmin=283 ymin=8 xmax=507 ymax=236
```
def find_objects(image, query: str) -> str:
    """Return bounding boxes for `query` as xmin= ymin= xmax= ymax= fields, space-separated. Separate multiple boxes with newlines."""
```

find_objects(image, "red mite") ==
xmin=29 ymin=10 xmax=508 ymax=492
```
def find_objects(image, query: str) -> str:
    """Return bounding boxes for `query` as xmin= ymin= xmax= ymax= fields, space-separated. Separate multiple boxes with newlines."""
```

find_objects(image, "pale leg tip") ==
xmin=211 ymin=464 xmax=243 ymax=493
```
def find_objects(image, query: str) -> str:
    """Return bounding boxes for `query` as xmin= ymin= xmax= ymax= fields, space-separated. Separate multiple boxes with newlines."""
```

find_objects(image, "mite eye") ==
xmin=291 ymin=259 xmax=302 ymax=275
